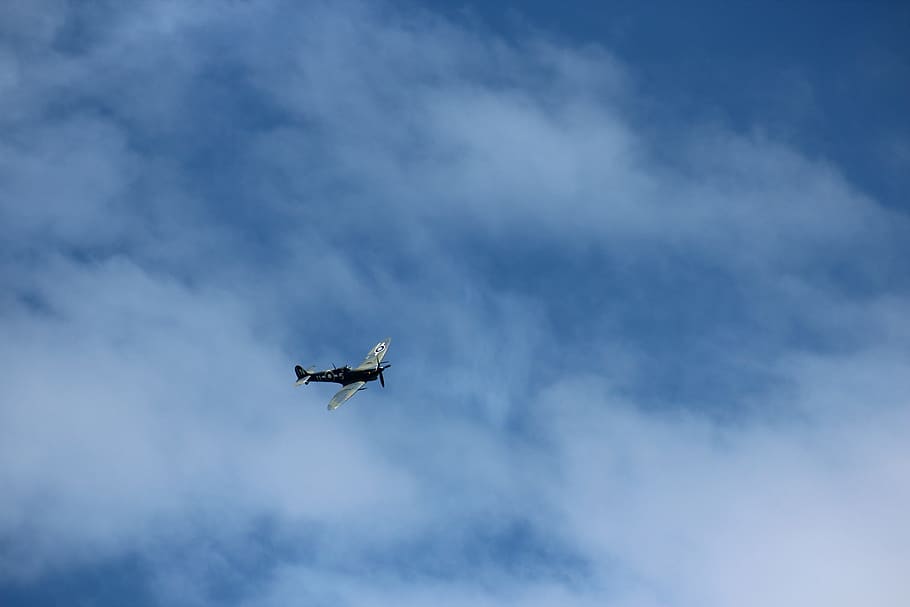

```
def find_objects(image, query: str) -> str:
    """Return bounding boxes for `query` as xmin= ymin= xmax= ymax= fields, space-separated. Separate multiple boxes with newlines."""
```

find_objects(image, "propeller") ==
xmin=378 ymin=361 xmax=391 ymax=388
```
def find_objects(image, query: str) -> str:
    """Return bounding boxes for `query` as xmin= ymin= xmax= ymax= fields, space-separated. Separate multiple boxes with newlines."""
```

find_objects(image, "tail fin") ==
xmin=294 ymin=365 xmax=310 ymax=386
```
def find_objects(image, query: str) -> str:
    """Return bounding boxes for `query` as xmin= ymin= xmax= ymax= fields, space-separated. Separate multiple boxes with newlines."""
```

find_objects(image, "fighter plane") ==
xmin=294 ymin=338 xmax=391 ymax=410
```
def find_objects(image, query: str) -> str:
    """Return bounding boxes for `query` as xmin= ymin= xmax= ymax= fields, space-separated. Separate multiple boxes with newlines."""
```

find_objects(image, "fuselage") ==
xmin=307 ymin=366 xmax=381 ymax=385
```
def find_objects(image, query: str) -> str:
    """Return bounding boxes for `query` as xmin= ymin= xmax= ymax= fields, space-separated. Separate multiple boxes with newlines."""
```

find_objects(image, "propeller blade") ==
xmin=379 ymin=369 xmax=385 ymax=388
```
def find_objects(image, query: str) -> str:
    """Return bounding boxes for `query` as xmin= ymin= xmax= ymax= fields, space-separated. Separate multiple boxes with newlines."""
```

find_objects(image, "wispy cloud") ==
xmin=1 ymin=1 xmax=908 ymax=605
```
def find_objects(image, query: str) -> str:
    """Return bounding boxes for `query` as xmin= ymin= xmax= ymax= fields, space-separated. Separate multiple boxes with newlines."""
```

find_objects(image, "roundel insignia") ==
xmin=374 ymin=343 xmax=386 ymax=354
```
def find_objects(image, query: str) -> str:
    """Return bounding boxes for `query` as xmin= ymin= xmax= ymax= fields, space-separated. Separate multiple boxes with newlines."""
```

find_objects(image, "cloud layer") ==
xmin=1 ymin=2 xmax=908 ymax=605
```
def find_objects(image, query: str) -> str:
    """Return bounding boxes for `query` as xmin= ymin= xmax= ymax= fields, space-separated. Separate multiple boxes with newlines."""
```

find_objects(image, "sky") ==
xmin=1 ymin=1 xmax=909 ymax=605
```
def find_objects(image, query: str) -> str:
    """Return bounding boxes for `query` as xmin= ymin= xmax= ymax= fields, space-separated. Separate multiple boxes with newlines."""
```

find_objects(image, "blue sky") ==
xmin=1 ymin=1 xmax=909 ymax=606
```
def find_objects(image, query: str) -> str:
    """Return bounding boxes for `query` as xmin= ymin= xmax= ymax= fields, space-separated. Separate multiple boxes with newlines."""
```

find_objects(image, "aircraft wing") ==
xmin=327 ymin=381 xmax=366 ymax=410
xmin=352 ymin=337 xmax=391 ymax=371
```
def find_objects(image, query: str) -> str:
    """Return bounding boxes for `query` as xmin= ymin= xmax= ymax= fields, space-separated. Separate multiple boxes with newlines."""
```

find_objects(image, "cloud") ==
xmin=541 ymin=369 xmax=910 ymax=607
xmin=1 ymin=1 xmax=908 ymax=606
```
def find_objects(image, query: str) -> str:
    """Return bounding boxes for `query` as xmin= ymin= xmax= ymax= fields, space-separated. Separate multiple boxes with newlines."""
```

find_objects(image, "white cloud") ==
xmin=1 ymin=1 xmax=908 ymax=606
xmin=542 ymin=370 xmax=910 ymax=607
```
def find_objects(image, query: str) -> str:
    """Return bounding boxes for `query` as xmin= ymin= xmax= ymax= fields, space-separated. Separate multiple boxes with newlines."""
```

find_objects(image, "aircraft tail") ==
xmin=294 ymin=365 xmax=310 ymax=386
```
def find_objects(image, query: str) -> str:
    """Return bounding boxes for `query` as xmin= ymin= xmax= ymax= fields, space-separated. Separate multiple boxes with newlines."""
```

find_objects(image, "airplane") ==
xmin=294 ymin=338 xmax=391 ymax=410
